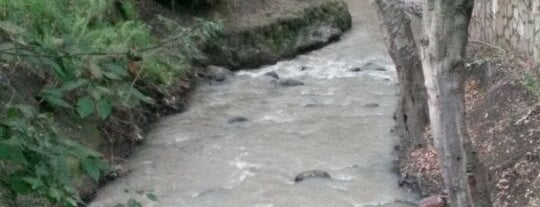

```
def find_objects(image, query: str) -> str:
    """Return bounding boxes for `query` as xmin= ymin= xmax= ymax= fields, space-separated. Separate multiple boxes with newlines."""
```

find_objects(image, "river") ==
xmin=90 ymin=0 xmax=418 ymax=206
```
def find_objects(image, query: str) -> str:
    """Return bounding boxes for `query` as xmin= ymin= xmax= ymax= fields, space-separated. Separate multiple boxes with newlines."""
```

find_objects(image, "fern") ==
xmin=0 ymin=0 xmax=222 ymax=206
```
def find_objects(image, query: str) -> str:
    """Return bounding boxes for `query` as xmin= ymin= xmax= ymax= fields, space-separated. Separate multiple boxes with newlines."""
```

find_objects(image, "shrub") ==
xmin=0 ymin=0 xmax=222 ymax=206
xmin=155 ymin=0 xmax=220 ymax=10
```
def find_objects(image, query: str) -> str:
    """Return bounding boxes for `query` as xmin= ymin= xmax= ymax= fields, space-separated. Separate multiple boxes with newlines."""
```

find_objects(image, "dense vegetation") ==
xmin=156 ymin=0 xmax=218 ymax=9
xmin=0 ymin=0 xmax=221 ymax=206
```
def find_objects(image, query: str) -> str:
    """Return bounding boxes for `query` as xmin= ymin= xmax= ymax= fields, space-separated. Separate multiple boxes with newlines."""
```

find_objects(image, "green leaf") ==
xmin=146 ymin=193 xmax=158 ymax=202
xmin=0 ymin=144 xmax=13 ymax=159
xmin=44 ymin=96 xmax=72 ymax=109
xmin=0 ymin=143 xmax=27 ymax=164
xmin=118 ymin=85 xmax=155 ymax=106
xmin=63 ymin=197 xmax=79 ymax=207
xmin=12 ymin=104 xmax=36 ymax=118
xmin=0 ymin=21 xmax=26 ymax=34
xmin=48 ymin=188 xmax=63 ymax=202
xmin=9 ymin=176 xmax=32 ymax=194
xmin=127 ymin=198 xmax=142 ymax=207
xmin=76 ymin=97 xmax=94 ymax=118
xmin=40 ymin=58 xmax=68 ymax=81
xmin=0 ymin=126 xmax=6 ymax=138
xmin=129 ymin=87 xmax=155 ymax=104
xmin=60 ymin=79 xmax=89 ymax=91
xmin=97 ymin=98 xmax=113 ymax=120
xmin=6 ymin=107 xmax=20 ymax=118
xmin=60 ymin=138 xmax=102 ymax=158
xmin=21 ymin=177 xmax=44 ymax=189
xmin=88 ymin=63 xmax=103 ymax=79
xmin=103 ymin=63 xmax=128 ymax=80
xmin=81 ymin=157 xmax=101 ymax=182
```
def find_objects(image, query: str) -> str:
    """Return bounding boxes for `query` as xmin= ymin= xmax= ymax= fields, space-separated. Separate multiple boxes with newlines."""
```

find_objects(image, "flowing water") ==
xmin=90 ymin=1 xmax=418 ymax=206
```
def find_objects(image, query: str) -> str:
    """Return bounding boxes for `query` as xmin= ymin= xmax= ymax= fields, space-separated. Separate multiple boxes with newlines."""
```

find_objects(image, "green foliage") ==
xmin=157 ymin=0 xmax=219 ymax=10
xmin=0 ymin=0 xmax=222 ymax=117
xmin=0 ymin=0 xmax=222 ymax=206
xmin=114 ymin=187 xmax=158 ymax=207
xmin=0 ymin=104 xmax=108 ymax=206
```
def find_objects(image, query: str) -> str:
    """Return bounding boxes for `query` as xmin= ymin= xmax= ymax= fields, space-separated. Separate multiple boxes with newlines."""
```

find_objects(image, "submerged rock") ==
xmin=264 ymin=71 xmax=280 ymax=79
xmin=304 ymin=103 xmax=322 ymax=107
xmin=227 ymin=116 xmax=249 ymax=124
xmin=360 ymin=62 xmax=387 ymax=72
xmin=349 ymin=61 xmax=388 ymax=72
xmin=349 ymin=67 xmax=362 ymax=72
xmin=279 ymin=78 xmax=304 ymax=87
xmin=364 ymin=103 xmax=379 ymax=108
xmin=294 ymin=170 xmax=331 ymax=182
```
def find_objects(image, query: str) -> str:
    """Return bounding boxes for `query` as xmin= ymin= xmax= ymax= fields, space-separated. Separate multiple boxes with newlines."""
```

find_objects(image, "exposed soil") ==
xmin=397 ymin=44 xmax=540 ymax=206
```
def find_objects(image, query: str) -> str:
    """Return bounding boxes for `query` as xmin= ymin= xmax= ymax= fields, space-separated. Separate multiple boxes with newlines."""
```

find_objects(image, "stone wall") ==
xmin=469 ymin=0 xmax=540 ymax=61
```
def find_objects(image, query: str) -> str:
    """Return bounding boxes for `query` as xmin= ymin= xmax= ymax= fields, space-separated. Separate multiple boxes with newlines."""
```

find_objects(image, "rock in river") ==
xmin=294 ymin=170 xmax=331 ymax=183
xmin=264 ymin=71 xmax=280 ymax=79
xmin=227 ymin=116 xmax=249 ymax=124
xmin=364 ymin=103 xmax=379 ymax=108
xmin=207 ymin=65 xmax=234 ymax=82
xmin=279 ymin=78 xmax=304 ymax=87
xmin=350 ymin=61 xmax=387 ymax=73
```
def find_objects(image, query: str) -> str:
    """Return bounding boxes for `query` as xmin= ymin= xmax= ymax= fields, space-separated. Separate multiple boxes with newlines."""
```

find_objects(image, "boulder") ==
xmin=207 ymin=65 xmax=233 ymax=82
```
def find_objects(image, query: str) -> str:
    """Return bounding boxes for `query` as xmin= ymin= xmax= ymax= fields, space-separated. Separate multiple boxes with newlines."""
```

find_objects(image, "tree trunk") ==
xmin=418 ymin=0 xmax=475 ymax=206
xmin=371 ymin=0 xmax=429 ymax=150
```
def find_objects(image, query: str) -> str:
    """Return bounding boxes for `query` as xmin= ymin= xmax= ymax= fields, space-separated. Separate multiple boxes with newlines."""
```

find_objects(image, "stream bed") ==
xmin=90 ymin=1 xmax=418 ymax=206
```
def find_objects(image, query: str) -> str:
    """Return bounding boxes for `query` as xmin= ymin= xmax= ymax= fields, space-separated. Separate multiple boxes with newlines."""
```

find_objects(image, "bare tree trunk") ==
xmin=373 ymin=0 xmax=492 ymax=206
xmin=418 ymin=0 xmax=474 ymax=206
xmin=371 ymin=0 xmax=429 ymax=149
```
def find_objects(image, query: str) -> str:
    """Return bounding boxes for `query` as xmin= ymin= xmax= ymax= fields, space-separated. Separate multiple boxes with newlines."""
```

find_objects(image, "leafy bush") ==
xmin=0 ymin=104 xmax=108 ymax=206
xmin=0 ymin=0 xmax=222 ymax=206
xmin=156 ymin=0 xmax=219 ymax=10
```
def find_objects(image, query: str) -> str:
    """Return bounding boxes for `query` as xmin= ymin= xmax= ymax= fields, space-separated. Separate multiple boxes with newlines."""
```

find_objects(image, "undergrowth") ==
xmin=0 ymin=0 xmax=222 ymax=206
xmin=522 ymin=70 xmax=540 ymax=99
